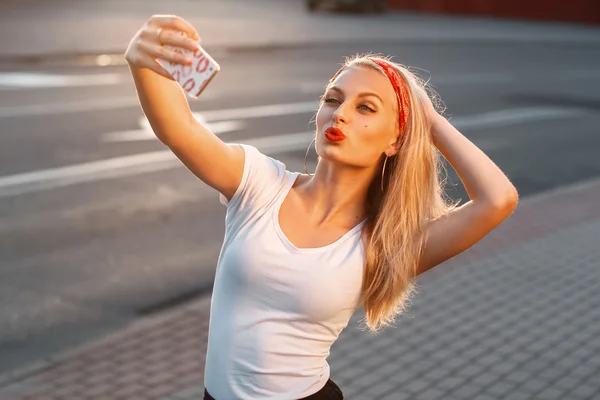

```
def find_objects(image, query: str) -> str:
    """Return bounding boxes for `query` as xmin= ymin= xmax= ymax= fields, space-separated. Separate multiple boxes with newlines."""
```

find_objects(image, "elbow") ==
xmin=479 ymin=186 xmax=519 ymax=215
xmin=507 ymin=186 xmax=519 ymax=208
xmin=495 ymin=186 xmax=519 ymax=215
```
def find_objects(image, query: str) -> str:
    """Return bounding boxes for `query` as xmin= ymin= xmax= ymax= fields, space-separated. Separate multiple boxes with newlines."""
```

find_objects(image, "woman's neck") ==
xmin=297 ymin=163 xmax=374 ymax=227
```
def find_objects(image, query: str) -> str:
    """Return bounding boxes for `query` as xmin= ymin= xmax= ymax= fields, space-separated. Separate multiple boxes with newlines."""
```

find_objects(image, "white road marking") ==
xmin=0 ymin=97 xmax=141 ymax=118
xmin=0 ymin=105 xmax=585 ymax=199
xmin=199 ymin=101 xmax=318 ymax=121
xmin=0 ymin=72 xmax=126 ymax=89
xmin=449 ymin=107 xmax=585 ymax=130
xmin=0 ymin=96 xmax=309 ymax=120
xmin=101 ymin=114 xmax=246 ymax=142
xmin=0 ymin=132 xmax=313 ymax=199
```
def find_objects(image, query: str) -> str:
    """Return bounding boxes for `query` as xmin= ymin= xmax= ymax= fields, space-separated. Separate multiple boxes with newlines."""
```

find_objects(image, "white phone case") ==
xmin=158 ymin=37 xmax=220 ymax=99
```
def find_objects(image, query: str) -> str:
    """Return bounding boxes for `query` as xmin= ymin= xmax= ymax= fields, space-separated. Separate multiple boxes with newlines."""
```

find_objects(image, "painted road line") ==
xmin=0 ymin=98 xmax=314 ymax=120
xmin=100 ymin=102 xmax=319 ymax=143
xmin=0 ymin=106 xmax=586 ymax=199
xmin=199 ymin=101 xmax=317 ymax=121
xmin=0 ymin=132 xmax=313 ymax=199
xmin=101 ymin=114 xmax=246 ymax=142
xmin=448 ymin=107 xmax=585 ymax=130
xmin=0 ymin=72 xmax=125 ymax=89
xmin=0 ymin=97 xmax=141 ymax=118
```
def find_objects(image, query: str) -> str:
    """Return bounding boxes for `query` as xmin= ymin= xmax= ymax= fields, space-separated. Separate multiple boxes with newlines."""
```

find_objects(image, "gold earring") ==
xmin=381 ymin=155 xmax=389 ymax=192
xmin=304 ymin=138 xmax=316 ymax=175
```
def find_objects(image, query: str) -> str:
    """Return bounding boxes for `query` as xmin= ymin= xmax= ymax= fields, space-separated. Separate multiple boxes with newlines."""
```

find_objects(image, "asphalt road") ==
xmin=1 ymin=39 xmax=599 ymax=374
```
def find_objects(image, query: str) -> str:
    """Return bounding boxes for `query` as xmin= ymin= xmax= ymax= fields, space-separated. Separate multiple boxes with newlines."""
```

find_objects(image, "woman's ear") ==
xmin=386 ymin=135 xmax=401 ymax=157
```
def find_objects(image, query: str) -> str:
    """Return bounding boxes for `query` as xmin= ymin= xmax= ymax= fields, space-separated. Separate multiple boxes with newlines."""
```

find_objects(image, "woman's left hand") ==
xmin=424 ymin=95 xmax=441 ymax=125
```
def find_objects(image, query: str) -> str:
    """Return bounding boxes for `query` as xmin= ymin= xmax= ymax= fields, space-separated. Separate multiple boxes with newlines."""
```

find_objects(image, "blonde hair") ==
xmin=323 ymin=54 xmax=459 ymax=333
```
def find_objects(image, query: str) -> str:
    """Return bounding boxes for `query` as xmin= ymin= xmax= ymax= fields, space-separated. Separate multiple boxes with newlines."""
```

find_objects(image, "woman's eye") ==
xmin=322 ymin=97 xmax=375 ymax=113
xmin=359 ymin=104 xmax=376 ymax=112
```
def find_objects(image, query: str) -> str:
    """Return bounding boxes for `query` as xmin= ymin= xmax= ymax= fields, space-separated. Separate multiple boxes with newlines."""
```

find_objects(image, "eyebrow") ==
xmin=328 ymin=86 xmax=384 ymax=104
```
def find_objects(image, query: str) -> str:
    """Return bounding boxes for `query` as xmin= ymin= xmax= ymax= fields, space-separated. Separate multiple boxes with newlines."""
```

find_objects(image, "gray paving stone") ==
xmin=450 ymin=383 xmax=485 ymax=398
xmin=412 ymin=359 xmax=437 ymax=375
xmin=584 ymin=354 xmax=600 ymax=368
xmin=461 ymin=346 xmax=488 ymax=361
xmin=505 ymin=370 xmax=535 ymax=385
xmin=470 ymin=373 xmax=497 ymax=387
xmin=537 ymin=366 xmax=570 ymax=381
xmin=520 ymin=379 xmax=549 ymax=394
xmin=570 ymin=383 xmax=600 ymax=398
xmin=428 ymin=348 xmax=455 ymax=362
xmin=499 ymin=391 xmax=532 ymax=400
xmin=373 ymin=362 xmax=403 ymax=379
xmin=490 ymin=361 xmax=519 ymax=375
xmin=414 ymin=387 xmax=446 ymax=400
xmin=402 ymin=379 xmax=431 ymax=394
xmin=571 ymin=363 xmax=598 ymax=380
xmin=351 ymin=371 xmax=387 ymax=391
xmin=456 ymin=364 xmax=483 ymax=379
xmin=366 ymin=381 xmax=397 ymax=398
xmin=475 ymin=354 xmax=502 ymax=368
xmin=438 ymin=376 xmax=467 ymax=390
xmin=387 ymin=370 xmax=416 ymax=386
xmin=444 ymin=357 xmax=468 ymax=369
xmin=472 ymin=394 xmax=498 ymax=400
xmin=536 ymin=386 xmax=567 ymax=399
xmin=485 ymin=380 xmax=517 ymax=396
xmin=421 ymin=367 xmax=451 ymax=382
xmin=168 ymin=383 xmax=205 ymax=399
xmin=379 ymin=390 xmax=415 ymax=400
xmin=336 ymin=366 xmax=365 ymax=383
xmin=519 ymin=359 xmax=550 ymax=374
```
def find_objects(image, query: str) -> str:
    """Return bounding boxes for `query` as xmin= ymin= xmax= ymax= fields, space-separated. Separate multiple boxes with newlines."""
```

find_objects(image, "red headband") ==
xmin=369 ymin=58 xmax=410 ymax=130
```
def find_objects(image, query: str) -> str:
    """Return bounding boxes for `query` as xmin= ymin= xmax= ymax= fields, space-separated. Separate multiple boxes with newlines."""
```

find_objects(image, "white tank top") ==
xmin=204 ymin=144 xmax=366 ymax=399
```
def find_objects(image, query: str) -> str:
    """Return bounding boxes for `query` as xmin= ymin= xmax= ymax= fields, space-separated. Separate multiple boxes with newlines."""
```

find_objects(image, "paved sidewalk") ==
xmin=1 ymin=173 xmax=599 ymax=399
xmin=0 ymin=0 xmax=599 ymax=62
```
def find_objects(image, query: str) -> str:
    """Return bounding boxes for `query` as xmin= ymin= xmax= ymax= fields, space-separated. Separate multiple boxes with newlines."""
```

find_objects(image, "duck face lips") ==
xmin=324 ymin=127 xmax=346 ymax=142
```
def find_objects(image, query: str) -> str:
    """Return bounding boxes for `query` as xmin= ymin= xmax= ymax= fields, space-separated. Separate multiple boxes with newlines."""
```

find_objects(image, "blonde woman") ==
xmin=126 ymin=15 xmax=519 ymax=400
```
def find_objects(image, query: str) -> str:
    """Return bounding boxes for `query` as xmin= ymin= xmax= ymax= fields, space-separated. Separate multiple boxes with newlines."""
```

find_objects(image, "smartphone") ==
xmin=158 ymin=37 xmax=220 ymax=99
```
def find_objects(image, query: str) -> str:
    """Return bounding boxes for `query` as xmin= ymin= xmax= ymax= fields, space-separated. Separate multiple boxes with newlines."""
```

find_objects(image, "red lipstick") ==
xmin=325 ymin=127 xmax=346 ymax=142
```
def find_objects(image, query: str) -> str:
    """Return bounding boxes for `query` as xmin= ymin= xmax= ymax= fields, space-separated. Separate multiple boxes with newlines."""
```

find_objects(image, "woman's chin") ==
xmin=315 ymin=143 xmax=344 ymax=162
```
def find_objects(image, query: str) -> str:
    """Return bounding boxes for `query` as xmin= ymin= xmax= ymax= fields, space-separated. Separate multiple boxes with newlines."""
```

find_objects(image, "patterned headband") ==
xmin=369 ymin=58 xmax=410 ymax=131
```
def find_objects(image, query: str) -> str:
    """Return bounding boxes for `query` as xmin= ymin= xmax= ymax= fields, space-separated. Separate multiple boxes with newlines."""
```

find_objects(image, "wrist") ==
xmin=429 ymin=112 xmax=447 ymax=146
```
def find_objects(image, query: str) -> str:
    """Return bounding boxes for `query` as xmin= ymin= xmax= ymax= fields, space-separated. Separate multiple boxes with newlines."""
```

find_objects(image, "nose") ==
xmin=332 ymin=101 xmax=349 ymax=124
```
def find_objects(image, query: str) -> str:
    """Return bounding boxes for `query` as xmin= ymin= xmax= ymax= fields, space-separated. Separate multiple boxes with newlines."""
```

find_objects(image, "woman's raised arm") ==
xmin=125 ymin=14 xmax=244 ymax=201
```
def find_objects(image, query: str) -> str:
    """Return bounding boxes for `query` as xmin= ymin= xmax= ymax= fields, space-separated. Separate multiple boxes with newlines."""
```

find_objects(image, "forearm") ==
xmin=129 ymin=64 xmax=194 ymax=145
xmin=430 ymin=113 xmax=518 ymax=206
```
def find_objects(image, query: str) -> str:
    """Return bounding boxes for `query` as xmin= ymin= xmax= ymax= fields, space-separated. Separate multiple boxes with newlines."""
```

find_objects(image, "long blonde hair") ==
xmin=323 ymin=54 xmax=459 ymax=333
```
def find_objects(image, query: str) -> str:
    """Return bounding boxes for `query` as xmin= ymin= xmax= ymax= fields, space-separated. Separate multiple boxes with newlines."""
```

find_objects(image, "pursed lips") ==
xmin=324 ymin=126 xmax=346 ymax=141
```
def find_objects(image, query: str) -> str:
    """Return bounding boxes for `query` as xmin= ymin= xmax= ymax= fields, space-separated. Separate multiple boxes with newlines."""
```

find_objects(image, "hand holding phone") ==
xmin=125 ymin=15 xmax=219 ymax=99
xmin=158 ymin=35 xmax=220 ymax=99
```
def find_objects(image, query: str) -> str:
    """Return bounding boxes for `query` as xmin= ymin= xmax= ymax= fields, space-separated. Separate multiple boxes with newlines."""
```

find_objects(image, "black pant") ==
xmin=203 ymin=378 xmax=344 ymax=399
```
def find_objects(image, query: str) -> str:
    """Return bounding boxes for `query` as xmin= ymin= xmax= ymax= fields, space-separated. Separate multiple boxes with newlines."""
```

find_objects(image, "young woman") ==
xmin=125 ymin=15 xmax=519 ymax=400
